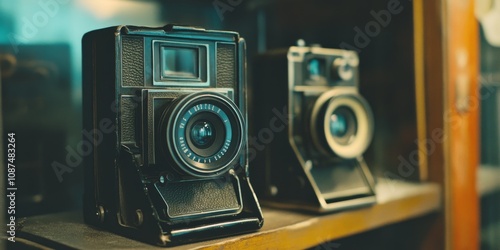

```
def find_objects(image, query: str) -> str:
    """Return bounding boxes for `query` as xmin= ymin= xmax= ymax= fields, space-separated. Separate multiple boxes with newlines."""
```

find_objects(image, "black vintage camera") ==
xmin=252 ymin=45 xmax=377 ymax=212
xmin=82 ymin=25 xmax=263 ymax=246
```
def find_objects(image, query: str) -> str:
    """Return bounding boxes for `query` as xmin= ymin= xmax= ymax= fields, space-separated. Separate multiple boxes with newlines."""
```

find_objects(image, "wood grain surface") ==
xmin=16 ymin=180 xmax=441 ymax=250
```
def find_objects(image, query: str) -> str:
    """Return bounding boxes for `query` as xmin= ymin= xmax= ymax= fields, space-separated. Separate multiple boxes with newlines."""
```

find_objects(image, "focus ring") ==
xmin=162 ymin=92 xmax=244 ymax=177
xmin=309 ymin=88 xmax=374 ymax=159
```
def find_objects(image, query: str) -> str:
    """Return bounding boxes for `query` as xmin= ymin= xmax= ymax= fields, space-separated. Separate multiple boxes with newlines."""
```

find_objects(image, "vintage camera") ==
xmin=251 ymin=45 xmax=377 ymax=212
xmin=82 ymin=25 xmax=263 ymax=246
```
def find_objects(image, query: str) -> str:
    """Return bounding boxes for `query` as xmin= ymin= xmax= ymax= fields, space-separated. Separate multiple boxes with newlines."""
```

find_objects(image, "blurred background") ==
xmin=0 ymin=0 xmax=498 ymax=249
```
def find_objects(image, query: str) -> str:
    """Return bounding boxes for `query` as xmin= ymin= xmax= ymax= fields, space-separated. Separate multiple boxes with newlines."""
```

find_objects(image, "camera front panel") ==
xmin=116 ymin=31 xmax=246 ymax=175
xmin=288 ymin=46 xmax=373 ymax=160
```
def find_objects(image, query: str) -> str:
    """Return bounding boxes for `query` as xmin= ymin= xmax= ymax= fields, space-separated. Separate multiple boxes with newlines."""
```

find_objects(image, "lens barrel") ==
xmin=160 ymin=92 xmax=244 ymax=177
xmin=310 ymin=90 xmax=374 ymax=159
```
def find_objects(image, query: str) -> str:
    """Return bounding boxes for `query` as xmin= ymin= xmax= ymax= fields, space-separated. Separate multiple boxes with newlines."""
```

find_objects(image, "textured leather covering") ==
xmin=122 ymin=36 xmax=144 ymax=86
xmin=155 ymin=177 xmax=240 ymax=218
xmin=120 ymin=96 xmax=136 ymax=143
xmin=216 ymin=43 xmax=236 ymax=88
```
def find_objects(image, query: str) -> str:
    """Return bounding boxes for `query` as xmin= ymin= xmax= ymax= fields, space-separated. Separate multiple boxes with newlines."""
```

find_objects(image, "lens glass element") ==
xmin=330 ymin=113 xmax=347 ymax=137
xmin=328 ymin=106 xmax=357 ymax=145
xmin=190 ymin=120 xmax=216 ymax=149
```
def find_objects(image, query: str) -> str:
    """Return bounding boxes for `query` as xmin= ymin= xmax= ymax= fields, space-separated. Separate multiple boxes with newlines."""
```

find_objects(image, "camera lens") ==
xmin=329 ymin=106 xmax=357 ymax=145
xmin=190 ymin=120 xmax=216 ymax=148
xmin=162 ymin=92 xmax=244 ymax=177
xmin=310 ymin=91 xmax=374 ymax=159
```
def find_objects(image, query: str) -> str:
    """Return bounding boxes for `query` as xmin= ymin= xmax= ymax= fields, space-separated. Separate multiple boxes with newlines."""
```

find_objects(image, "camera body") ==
xmin=82 ymin=25 xmax=263 ymax=246
xmin=252 ymin=45 xmax=376 ymax=212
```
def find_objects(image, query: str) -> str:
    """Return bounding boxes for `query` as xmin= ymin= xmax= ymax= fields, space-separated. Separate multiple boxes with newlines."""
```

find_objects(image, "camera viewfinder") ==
xmin=161 ymin=46 xmax=198 ymax=79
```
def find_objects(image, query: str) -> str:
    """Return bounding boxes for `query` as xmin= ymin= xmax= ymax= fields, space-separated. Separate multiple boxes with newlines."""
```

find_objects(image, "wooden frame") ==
xmin=415 ymin=0 xmax=480 ymax=249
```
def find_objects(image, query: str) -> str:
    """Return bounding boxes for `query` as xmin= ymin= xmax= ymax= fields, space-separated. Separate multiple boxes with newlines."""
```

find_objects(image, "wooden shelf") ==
xmin=16 ymin=179 xmax=440 ymax=249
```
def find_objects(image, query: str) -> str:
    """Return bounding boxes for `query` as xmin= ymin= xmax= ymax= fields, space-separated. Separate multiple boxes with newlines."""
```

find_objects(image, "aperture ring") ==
xmin=163 ymin=92 xmax=244 ymax=177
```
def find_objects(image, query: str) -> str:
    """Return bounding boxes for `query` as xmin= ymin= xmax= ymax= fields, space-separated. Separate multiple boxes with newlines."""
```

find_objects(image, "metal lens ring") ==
xmin=323 ymin=96 xmax=373 ymax=158
xmin=166 ymin=92 xmax=244 ymax=177
xmin=310 ymin=89 xmax=374 ymax=159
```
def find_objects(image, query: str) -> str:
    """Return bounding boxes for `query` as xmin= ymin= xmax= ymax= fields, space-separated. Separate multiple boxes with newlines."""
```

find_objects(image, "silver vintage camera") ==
xmin=82 ymin=25 xmax=263 ymax=246
xmin=252 ymin=44 xmax=377 ymax=212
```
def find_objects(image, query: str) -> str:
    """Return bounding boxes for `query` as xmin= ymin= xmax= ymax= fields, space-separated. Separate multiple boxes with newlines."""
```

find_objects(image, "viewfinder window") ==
xmin=161 ymin=47 xmax=198 ymax=79
xmin=306 ymin=58 xmax=328 ymax=85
